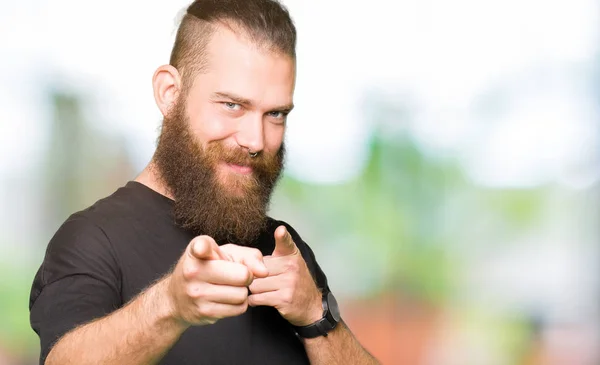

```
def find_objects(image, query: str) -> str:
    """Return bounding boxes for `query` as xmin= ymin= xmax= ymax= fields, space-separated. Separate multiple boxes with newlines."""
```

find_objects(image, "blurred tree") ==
xmin=41 ymin=89 xmax=135 ymax=240
xmin=273 ymin=134 xmax=461 ymax=303
xmin=0 ymin=87 xmax=136 ymax=363
xmin=272 ymin=93 xmax=548 ymax=307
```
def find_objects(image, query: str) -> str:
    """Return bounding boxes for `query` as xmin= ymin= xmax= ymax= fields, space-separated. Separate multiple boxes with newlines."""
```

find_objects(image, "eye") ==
xmin=268 ymin=111 xmax=287 ymax=119
xmin=224 ymin=102 xmax=241 ymax=111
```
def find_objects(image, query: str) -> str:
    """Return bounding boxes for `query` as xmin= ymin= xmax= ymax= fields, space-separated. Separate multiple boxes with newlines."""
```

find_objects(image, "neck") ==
xmin=135 ymin=161 xmax=174 ymax=200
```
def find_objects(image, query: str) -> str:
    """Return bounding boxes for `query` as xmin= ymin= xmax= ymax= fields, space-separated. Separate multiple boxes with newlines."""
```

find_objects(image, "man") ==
xmin=29 ymin=0 xmax=379 ymax=364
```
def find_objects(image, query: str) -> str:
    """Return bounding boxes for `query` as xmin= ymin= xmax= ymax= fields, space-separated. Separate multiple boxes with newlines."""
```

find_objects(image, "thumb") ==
xmin=272 ymin=225 xmax=298 ymax=257
xmin=188 ymin=236 xmax=226 ymax=261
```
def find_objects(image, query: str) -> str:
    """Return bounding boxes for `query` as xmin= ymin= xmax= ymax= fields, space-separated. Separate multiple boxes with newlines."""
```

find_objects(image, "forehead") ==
xmin=190 ymin=25 xmax=296 ymax=106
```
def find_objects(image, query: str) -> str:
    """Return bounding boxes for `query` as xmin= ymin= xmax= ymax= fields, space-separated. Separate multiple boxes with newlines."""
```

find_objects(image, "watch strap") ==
xmin=294 ymin=316 xmax=338 ymax=338
xmin=293 ymin=291 xmax=339 ymax=339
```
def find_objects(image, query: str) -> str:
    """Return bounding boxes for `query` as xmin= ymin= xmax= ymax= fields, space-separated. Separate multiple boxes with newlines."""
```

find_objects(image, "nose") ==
xmin=235 ymin=114 xmax=265 ymax=154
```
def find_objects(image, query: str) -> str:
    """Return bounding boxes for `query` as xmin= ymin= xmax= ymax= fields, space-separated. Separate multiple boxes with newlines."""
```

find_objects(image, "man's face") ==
xmin=154 ymin=26 xmax=296 ymax=245
xmin=184 ymin=26 xmax=295 ymax=193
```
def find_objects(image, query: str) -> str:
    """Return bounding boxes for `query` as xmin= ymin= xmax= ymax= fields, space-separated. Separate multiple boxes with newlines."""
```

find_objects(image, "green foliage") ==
xmin=275 ymin=132 xmax=547 ymax=305
xmin=476 ymin=189 xmax=547 ymax=228
xmin=0 ymin=261 xmax=38 ymax=358
xmin=275 ymin=135 xmax=466 ymax=303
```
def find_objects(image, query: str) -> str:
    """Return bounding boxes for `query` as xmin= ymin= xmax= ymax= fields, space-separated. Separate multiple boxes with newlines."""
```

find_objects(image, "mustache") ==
xmin=204 ymin=143 xmax=282 ymax=170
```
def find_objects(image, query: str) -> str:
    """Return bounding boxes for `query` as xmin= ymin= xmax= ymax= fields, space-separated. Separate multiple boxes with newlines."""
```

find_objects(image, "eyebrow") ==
xmin=211 ymin=91 xmax=294 ymax=112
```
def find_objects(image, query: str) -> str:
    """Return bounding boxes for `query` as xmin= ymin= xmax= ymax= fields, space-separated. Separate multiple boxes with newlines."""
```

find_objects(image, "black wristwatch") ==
xmin=293 ymin=291 xmax=341 ymax=338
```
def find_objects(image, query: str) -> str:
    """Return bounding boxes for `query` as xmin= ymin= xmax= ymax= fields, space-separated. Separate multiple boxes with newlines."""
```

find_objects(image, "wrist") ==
xmin=293 ymin=290 xmax=341 ymax=339
xmin=149 ymin=275 xmax=190 ymax=332
xmin=298 ymin=289 xmax=325 ymax=326
xmin=307 ymin=296 xmax=324 ymax=324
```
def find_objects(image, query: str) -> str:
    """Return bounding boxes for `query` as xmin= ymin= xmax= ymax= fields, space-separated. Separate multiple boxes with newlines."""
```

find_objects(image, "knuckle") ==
xmin=185 ymin=285 xmax=198 ymax=299
xmin=282 ymin=289 xmax=294 ymax=305
xmin=285 ymin=260 xmax=299 ymax=273
xmin=197 ymin=303 xmax=217 ymax=319
xmin=182 ymin=262 xmax=199 ymax=280
xmin=228 ymin=303 xmax=246 ymax=317
xmin=237 ymin=301 xmax=249 ymax=314
xmin=241 ymin=268 xmax=253 ymax=285
xmin=235 ymin=288 xmax=249 ymax=304
xmin=195 ymin=302 xmax=207 ymax=317
xmin=186 ymin=283 xmax=209 ymax=299
xmin=250 ymin=248 xmax=263 ymax=258
xmin=221 ymin=243 xmax=234 ymax=251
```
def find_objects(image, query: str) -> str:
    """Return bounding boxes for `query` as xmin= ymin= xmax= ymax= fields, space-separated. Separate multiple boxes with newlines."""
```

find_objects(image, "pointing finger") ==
xmin=188 ymin=236 xmax=229 ymax=261
xmin=272 ymin=225 xmax=298 ymax=257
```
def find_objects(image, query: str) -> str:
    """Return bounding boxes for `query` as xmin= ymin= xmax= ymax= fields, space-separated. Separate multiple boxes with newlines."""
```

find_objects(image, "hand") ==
xmin=248 ymin=226 xmax=323 ymax=326
xmin=166 ymin=236 xmax=268 ymax=326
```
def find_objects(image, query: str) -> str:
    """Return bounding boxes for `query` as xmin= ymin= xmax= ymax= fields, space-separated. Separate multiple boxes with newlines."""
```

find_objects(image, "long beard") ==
xmin=153 ymin=100 xmax=285 ymax=245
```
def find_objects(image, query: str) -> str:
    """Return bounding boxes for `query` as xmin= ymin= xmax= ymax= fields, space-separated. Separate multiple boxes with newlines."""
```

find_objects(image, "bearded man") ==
xmin=29 ymin=1 xmax=379 ymax=364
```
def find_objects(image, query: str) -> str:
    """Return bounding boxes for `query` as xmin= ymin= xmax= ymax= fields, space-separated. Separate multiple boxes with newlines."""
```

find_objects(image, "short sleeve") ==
xmin=29 ymin=214 xmax=122 ymax=364
xmin=276 ymin=221 xmax=330 ymax=294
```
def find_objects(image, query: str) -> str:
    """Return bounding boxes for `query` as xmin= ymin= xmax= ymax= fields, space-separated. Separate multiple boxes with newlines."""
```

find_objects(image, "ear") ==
xmin=152 ymin=64 xmax=182 ymax=117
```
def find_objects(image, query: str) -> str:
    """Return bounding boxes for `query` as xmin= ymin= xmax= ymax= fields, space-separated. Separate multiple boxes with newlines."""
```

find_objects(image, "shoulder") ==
xmin=77 ymin=182 xmax=144 ymax=226
xmin=37 ymin=181 xmax=169 ymax=285
xmin=51 ymin=181 xmax=166 ymax=245
xmin=29 ymin=182 xmax=158 ymax=312
xmin=33 ymin=187 xmax=131 ymax=296
xmin=40 ymin=211 xmax=118 ymax=285
xmin=43 ymin=186 xmax=132 ymax=275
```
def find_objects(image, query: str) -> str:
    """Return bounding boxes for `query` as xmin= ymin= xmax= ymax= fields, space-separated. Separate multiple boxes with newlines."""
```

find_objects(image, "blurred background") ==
xmin=1 ymin=0 xmax=599 ymax=364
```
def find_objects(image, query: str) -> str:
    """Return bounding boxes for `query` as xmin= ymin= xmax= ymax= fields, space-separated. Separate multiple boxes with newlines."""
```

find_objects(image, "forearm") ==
xmin=46 ymin=277 xmax=189 ymax=365
xmin=303 ymin=321 xmax=380 ymax=365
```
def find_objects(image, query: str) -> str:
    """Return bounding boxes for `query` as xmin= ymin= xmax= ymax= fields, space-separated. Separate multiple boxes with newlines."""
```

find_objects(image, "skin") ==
xmin=140 ymin=25 xmax=294 ymax=198
xmin=46 ymin=25 xmax=379 ymax=365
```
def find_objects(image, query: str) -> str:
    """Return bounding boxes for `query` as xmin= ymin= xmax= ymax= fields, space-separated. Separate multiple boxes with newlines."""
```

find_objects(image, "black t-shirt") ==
xmin=29 ymin=181 xmax=329 ymax=365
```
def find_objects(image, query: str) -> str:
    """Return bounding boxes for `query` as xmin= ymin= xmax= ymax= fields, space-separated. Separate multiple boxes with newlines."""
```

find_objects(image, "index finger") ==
xmin=272 ymin=225 xmax=298 ymax=257
xmin=188 ymin=236 xmax=230 ymax=261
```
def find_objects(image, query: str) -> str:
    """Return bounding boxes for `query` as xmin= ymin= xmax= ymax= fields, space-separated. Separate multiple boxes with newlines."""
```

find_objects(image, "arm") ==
xmin=44 ymin=236 xmax=267 ymax=365
xmin=248 ymin=225 xmax=380 ymax=365
xmin=46 ymin=277 xmax=186 ymax=365
xmin=303 ymin=321 xmax=380 ymax=365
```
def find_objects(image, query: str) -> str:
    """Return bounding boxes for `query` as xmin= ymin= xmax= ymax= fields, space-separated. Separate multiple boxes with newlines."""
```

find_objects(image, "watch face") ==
xmin=327 ymin=292 xmax=341 ymax=322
